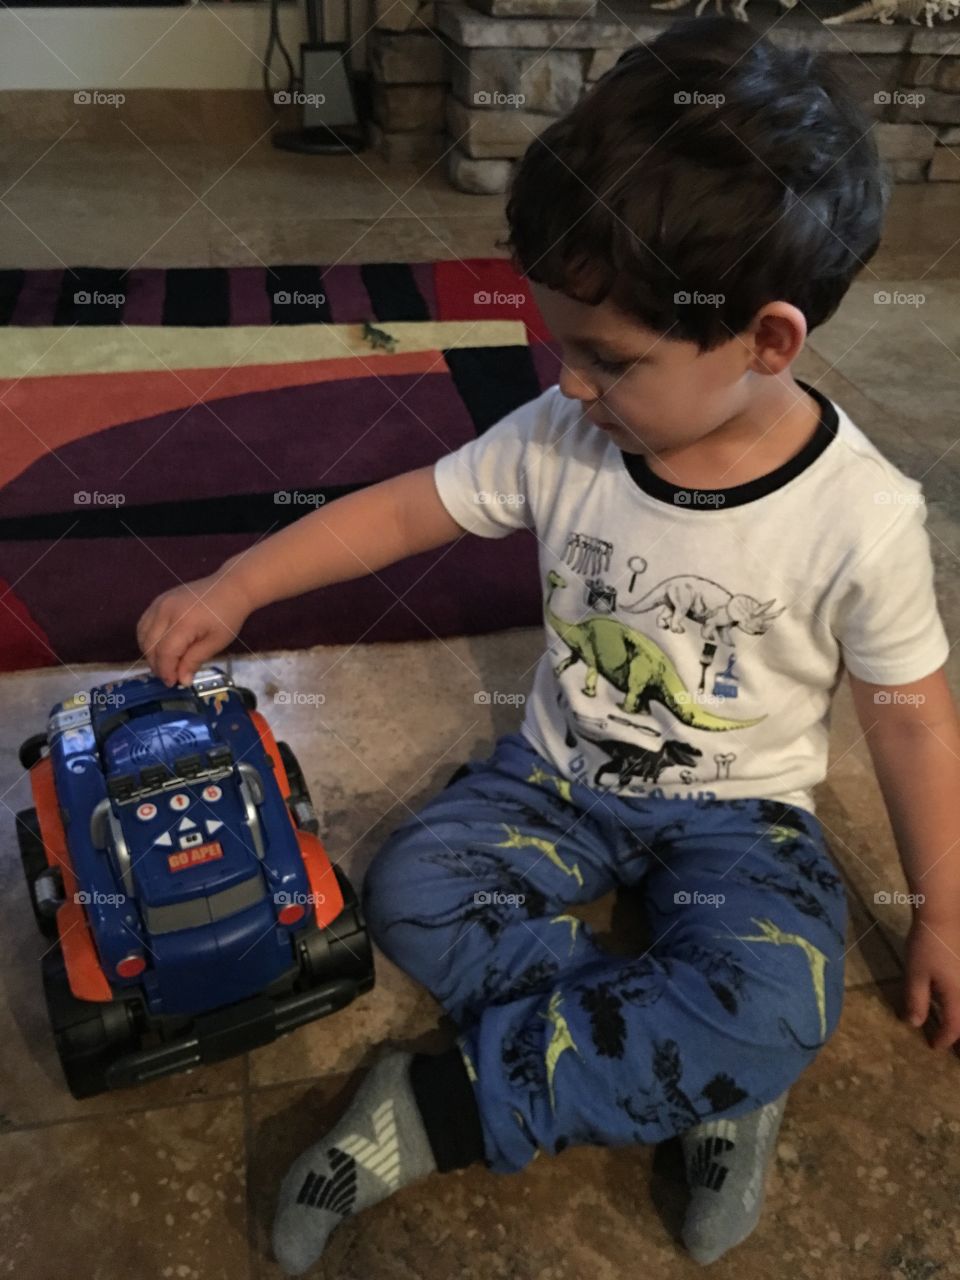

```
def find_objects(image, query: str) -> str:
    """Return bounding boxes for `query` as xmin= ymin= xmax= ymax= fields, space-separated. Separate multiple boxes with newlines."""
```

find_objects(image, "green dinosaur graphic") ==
xmin=545 ymin=569 xmax=766 ymax=731
xmin=526 ymin=763 xmax=575 ymax=806
xmin=494 ymin=823 xmax=584 ymax=887
xmin=719 ymin=916 xmax=829 ymax=1038
xmin=538 ymin=989 xmax=583 ymax=1112
xmin=550 ymin=913 xmax=583 ymax=955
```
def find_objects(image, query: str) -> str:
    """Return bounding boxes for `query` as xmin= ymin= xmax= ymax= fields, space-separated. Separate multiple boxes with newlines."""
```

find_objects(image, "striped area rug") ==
xmin=0 ymin=260 xmax=561 ymax=673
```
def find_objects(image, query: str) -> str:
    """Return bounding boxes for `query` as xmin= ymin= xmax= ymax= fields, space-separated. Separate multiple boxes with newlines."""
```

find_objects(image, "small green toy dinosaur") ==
xmin=361 ymin=320 xmax=398 ymax=352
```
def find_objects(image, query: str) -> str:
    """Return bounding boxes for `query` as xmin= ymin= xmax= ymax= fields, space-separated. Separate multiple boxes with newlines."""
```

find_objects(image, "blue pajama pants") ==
xmin=362 ymin=731 xmax=848 ymax=1176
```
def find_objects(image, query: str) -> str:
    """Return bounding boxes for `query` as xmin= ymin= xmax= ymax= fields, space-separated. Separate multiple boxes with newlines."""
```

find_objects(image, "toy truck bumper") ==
xmin=103 ymin=969 xmax=374 ymax=1090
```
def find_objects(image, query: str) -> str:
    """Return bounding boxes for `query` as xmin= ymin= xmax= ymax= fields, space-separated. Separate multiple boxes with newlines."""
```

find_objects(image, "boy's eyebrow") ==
xmin=569 ymin=336 xmax=649 ymax=360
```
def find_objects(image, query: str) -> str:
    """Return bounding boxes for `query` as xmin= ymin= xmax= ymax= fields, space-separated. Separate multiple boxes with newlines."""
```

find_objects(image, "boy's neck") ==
xmin=642 ymin=375 xmax=822 ymax=491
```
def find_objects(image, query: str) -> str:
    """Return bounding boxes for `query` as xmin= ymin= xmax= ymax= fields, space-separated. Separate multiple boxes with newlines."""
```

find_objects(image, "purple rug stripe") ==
xmin=11 ymin=269 xmax=63 ymax=325
xmin=121 ymin=268 xmax=166 ymax=326
xmin=410 ymin=261 xmax=438 ymax=320
xmin=322 ymin=265 xmax=373 ymax=324
xmin=229 ymin=266 xmax=272 ymax=326
xmin=532 ymin=341 xmax=562 ymax=393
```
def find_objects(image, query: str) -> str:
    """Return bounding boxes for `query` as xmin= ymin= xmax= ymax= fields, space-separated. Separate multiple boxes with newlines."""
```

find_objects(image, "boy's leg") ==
xmin=645 ymin=798 xmax=845 ymax=1263
xmin=361 ymin=730 xmax=629 ymax=1029
xmin=448 ymin=793 xmax=847 ymax=1176
xmin=272 ymin=731 xmax=627 ymax=1274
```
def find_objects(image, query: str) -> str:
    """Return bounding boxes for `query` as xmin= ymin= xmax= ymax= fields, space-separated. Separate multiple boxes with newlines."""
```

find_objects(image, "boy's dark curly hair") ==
xmin=501 ymin=15 xmax=889 ymax=353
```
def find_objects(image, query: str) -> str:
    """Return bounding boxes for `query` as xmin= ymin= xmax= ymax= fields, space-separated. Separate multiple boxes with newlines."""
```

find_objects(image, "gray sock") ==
xmin=271 ymin=1049 xmax=437 ymax=1276
xmin=680 ymin=1090 xmax=789 ymax=1264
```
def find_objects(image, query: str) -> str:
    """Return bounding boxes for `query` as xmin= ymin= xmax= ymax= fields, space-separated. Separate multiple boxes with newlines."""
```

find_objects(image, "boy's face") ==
xmin=530 ymin=281 xmax=753 ymax=457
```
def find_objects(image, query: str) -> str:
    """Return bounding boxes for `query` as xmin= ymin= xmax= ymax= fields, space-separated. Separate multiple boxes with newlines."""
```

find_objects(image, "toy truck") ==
xmin=15 ymin=666 xmax=374 ymax=1098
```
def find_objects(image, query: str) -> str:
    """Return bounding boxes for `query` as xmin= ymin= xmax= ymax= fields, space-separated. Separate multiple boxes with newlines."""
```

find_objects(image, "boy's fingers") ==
xmin=176 ymin=636 xmax=216 ymax=688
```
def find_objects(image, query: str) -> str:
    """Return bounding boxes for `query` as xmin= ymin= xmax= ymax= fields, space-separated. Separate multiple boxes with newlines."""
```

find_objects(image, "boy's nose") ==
xmin=557 ymin=361 xmax=599 ymax=404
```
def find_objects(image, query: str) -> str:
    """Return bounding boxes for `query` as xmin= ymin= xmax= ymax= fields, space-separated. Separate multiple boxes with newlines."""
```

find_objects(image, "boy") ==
xmin=138 ymin=15 xmax=960 ymax=1274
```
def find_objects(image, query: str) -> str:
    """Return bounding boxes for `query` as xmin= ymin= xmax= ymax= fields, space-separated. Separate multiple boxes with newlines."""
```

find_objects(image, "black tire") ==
xmin=296 ymin=864 xmax=373 ymax=989
xmin=237 ymin=686 xmax=257 ymax=711
xmin=277 ymin=740 xmax=319 ymax=835
xmin=16 ymin=807 xmax=61 ymax=939
xmin=19 ymin=733 xmax=47 ymax=771
xmin=42 ymin=947 xmax=140 ymax=1099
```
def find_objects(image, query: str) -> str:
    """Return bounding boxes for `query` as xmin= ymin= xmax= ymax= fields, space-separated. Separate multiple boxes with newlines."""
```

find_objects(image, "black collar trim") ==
xmin=619 ymin=380 xmax=839 ymax=511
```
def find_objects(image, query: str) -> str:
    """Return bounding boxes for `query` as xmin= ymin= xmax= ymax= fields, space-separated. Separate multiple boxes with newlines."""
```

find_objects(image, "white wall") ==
xmin=0 ymin=0 xmax=370 ymax=91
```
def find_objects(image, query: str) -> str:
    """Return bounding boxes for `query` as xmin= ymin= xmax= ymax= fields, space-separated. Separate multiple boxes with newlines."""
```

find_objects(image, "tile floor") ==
xmin=1 ymin=134 xmax=960 ymax=1279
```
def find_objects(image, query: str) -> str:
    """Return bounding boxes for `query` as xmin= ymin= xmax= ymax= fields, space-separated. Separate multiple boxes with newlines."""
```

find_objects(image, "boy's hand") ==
xmin=903 ymin=916 xmax=960 ymax=1052
xmin=137 ymin=575 xmax=253 ymax=688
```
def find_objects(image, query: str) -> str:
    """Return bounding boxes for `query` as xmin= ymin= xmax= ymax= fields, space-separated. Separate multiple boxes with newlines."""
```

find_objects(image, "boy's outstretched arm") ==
xmin=848 ymin=665 xmax=960 ymax=1052
xmin=137 ymin=465 xmax=466 ymax=688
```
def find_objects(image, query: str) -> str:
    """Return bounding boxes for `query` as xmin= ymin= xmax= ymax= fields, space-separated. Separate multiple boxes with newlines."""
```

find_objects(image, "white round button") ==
xmin=202 ymin=784 xmax=222 ymax=803
xmin=136 ymin=802 xmax=157 ymax=821
xmin=169 ymin=793 xmax=190 ymax=811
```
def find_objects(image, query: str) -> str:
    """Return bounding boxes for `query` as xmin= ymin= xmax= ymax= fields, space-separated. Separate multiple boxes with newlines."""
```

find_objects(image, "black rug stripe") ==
xmin=54 ymin=267 xmax=129 ymax=325
xmin=162 ymin=267 xmax=231 ymax=327
xmin=443 ymin=345 xmax=542 ymax=435
xmin=361 ymin=263 xmax=430 ymax=323
xmin=0 ymin=269 xmax=25 ymax=325
xmin=0 ymin=485 xmax=367 ymax=541
xmin=266 ymin=264 xmax=332 ymax=324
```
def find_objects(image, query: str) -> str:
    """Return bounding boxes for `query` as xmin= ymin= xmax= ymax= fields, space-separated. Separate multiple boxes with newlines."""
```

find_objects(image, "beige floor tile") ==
xmin=0 ymin=1097 xmax=250 ymax=1279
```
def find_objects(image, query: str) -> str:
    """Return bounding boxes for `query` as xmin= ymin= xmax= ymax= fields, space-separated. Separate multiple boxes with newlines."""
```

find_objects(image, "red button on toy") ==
xmin=169 ymin=793 xmax=189 ymax=811
xmin=136 ymin=803 xmax=157 ymax=821
xmin=202 ymin=784 xmax=222 ymax=802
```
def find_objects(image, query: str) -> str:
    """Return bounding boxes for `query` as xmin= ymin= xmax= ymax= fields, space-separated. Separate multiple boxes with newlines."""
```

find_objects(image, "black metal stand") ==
xmin=271 ymin=0 xmax=368 ymax=157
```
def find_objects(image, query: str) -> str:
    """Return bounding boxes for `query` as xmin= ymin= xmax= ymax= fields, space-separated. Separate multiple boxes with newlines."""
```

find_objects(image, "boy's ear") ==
xmin=748 ymin=303 xmax=807 ymax=376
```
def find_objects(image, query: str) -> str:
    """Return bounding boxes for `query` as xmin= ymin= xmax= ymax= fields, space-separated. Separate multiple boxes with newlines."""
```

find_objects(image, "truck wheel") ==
xmin=42 ymin=947 xmax=139 ymax=1099
xmin=19 ymin=733 xmax=47 ymax=770
xmin=277 ymin=740 xmax=319 ymax=835
xmin=16 ymin=807 xmax=61 ymax=939
xmin=296 ymin=865 xmax=374 ymax=990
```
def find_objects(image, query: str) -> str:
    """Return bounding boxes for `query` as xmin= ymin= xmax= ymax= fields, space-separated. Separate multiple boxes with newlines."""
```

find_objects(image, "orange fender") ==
xmin=250 ymin=710 xmax=291 ymax=798
xmin=30 ymin=757 xmax=112 ymax=1003
xmin=249 ymin=711 xmax=344 ymax=928
xmin=296 ymin=829 xmax=345 ymax=927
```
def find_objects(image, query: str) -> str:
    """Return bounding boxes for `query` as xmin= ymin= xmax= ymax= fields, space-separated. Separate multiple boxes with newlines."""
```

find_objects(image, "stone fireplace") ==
xmin=366 ymin=0 xmax=960 ymax=190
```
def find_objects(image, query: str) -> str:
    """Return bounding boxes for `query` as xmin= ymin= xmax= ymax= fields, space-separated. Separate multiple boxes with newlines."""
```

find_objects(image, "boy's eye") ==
xmin=591 ymin=355 xmax=631 ymax=375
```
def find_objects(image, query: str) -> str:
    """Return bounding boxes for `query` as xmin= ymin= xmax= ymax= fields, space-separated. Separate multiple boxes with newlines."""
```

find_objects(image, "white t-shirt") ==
xmin=432 ymin=380 xmax=950 ymax=817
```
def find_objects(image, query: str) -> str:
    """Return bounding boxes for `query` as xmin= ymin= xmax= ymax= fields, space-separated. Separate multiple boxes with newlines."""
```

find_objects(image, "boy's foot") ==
xmin=679 ymin=1089 xmax=789 ymax=1264
xmin=271 ymin=1049 xmax=438 ymax=1275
